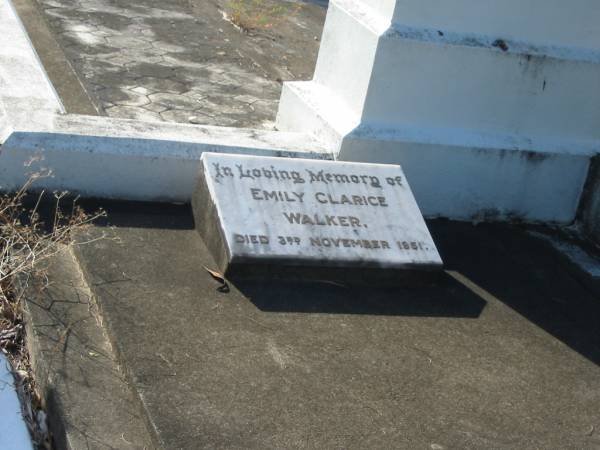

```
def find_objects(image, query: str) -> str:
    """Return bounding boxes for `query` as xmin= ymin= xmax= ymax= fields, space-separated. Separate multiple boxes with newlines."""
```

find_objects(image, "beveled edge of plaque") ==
xmin=193 ymin=160 xmax=232 ymax=273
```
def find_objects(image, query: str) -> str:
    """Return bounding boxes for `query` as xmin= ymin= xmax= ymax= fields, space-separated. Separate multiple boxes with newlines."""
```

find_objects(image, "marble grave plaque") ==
xmin=193 ymin=153 xmax=443 ymax=280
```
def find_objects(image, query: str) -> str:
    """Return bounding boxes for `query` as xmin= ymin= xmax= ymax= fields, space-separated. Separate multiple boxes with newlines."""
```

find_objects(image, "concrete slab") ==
xmin=22 ymin=247 xmax=156 ymax=450
xmin=30 ymin=0 xmax=326 ymax=127
xmin=71 ymin=202 xmax=600 ymax=449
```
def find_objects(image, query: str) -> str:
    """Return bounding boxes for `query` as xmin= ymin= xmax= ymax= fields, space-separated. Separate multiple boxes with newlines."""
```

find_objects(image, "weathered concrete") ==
xmin=276 ymin=0 xmax=600 ymax=223
xmin=0 ymin=0 xmax=332 ymax=201
xmin=32 ymin=0 xmax=326 ymax=127
xmin=22 ymin=246 xmax=156 ymax=450
xmin=2 ymin=0 xmax=596 ymax=223
xmin=529 ymin=230 xmax=600 ymax=296
xmin=0 ymin=114 xmax=330 ymax=200
xmin=69 ymin=203 xmax=600 ymax=449
xmin=1 ymin=0 xmax=598 ymax=227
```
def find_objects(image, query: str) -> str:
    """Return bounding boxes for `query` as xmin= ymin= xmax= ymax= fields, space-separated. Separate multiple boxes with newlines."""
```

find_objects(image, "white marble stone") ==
xmin=198 ymin=153 xmax=442 ymax=271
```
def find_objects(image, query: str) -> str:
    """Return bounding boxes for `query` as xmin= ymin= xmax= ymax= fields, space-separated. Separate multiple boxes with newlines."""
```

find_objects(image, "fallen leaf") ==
xmin=203 ymin=266 xmax=230 ymax=293
xmin=203 ymin=266 xmax=225 ymax=282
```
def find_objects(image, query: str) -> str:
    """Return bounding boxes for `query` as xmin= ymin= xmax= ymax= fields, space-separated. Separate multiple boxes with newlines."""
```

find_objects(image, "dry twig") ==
xmin=0 ymin=176 xmax=105 ymax=449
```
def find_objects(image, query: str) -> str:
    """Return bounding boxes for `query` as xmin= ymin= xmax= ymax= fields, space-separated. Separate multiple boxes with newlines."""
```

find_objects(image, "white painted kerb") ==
xmin=0 ymin=114 xmax=331 ymax=202
xmin=0 ymin=355 xmax=34 ymax=450
xmin=0 ymin=0 xmax=63 ymax=141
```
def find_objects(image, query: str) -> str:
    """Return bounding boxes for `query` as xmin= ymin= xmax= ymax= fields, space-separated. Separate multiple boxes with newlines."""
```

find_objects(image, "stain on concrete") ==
xmin=521 ymin=150 xmax=550 ymax=163
xmin=469 ymin=204 xmax=531 ymax=224
xmin=34 ymin=0 xmax=326 ymax=128
xmin=492 ymin=39 xmax=508 ymax=52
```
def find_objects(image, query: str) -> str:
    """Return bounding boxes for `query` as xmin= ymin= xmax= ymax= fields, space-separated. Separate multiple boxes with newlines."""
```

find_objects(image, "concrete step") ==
xmin=277 ymin=81 xmax=357 ymax=150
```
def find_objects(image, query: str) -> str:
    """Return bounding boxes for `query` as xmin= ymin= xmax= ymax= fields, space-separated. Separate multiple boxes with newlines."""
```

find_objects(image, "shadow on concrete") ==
xmin=86 ymin=198 xmax=195 ymax=230
xmin=35 ymin=198 xmax=599 ymax=364
xmin=95 ymin=201 xmax=195 ymax=230
xmin=22 ymin=195 xmax=194 ymax=230
xmin=235 ymin=272 xmax=486 ymax=317
xmin=430 ymin=220 xmax=600 ymax=367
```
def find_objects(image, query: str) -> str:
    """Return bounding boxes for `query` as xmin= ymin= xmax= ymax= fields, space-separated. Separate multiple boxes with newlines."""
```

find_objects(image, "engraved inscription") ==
xmin=199 ymin=153 xmax=442 ymax=269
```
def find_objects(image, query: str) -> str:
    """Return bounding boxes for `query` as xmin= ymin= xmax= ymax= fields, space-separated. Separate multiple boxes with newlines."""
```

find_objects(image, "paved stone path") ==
xmin=36 ymin=0 xmax=326 ymax=127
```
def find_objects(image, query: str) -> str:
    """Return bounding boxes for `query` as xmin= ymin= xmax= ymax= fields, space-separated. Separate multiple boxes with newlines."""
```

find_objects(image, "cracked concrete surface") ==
xmin=35 ymin=0 xmax=326 ymax=128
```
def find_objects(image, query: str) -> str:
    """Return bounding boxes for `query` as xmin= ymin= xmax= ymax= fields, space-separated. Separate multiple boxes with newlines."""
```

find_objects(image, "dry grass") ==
xmin=0 ymin=174 xmax=105 ymax=449
xmin=224 ymin=0 xmax=303 ymax=32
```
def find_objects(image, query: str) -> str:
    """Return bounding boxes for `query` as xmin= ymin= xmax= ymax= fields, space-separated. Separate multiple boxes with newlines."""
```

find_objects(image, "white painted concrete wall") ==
xmin=342 ymin=133 xmax=591 ymax=223
xmin=276 ymin=0 xmax=600 ymax=223
xmin=390 ymin=0 xmax=600 ymax=52
xmin=365 ymin=36 xmax=600 ymax=139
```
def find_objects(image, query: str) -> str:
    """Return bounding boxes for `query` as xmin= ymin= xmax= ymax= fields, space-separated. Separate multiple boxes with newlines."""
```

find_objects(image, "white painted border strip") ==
xmin=0 ymin=355 xmax=34 ymax=450
xmin=0 ymin=114 xmax=332 ymax=201
xmin=0 ymin=0 xmax=63 ymax=116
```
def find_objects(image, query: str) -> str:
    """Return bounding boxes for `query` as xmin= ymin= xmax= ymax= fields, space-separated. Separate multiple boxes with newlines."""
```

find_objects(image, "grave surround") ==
xmin=193 ymin=153 xmax=442 ymax=280
xmin=0 ymin=0 xmax=597 ymax=223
